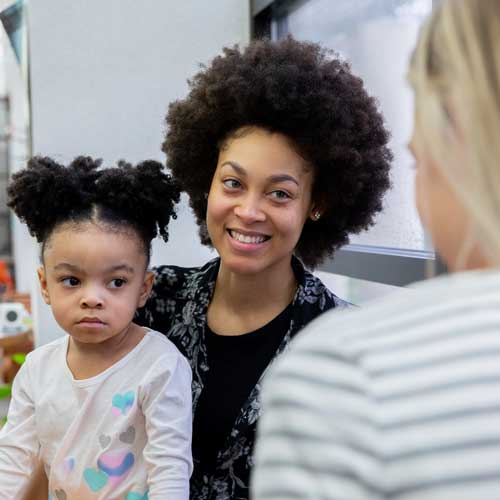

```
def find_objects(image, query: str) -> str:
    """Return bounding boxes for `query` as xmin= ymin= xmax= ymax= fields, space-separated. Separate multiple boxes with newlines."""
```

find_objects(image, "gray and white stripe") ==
xmin=252 ymin=269 xmax=500 ymax=499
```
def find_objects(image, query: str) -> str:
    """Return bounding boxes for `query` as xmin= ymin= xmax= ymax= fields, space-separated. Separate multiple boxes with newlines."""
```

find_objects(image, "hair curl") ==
xmin=163 ymin=37 xmax=392 ymax=268
xmin=7 ymin=156 xmax=180 ymax=263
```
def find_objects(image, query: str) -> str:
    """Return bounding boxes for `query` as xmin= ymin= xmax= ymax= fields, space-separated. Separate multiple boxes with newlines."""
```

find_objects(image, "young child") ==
xmin=0 ymin=156 xmax=193 ymax=499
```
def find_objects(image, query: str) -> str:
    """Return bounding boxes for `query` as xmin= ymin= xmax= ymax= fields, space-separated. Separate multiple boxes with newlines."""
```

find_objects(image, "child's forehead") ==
xmin=49 ymin=221 xmax=139 ymax=246
xmin=44 ymin=223 xmax=146 ymax=270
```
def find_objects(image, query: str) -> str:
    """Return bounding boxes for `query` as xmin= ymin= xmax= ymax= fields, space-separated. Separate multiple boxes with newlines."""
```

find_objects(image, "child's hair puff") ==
xmin=7 ymin=155 xmax=180 ymax=262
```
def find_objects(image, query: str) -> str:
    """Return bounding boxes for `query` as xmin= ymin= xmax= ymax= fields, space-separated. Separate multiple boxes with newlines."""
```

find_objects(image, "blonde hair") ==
xmin=408 ymin=0 xmax=500 ymax=267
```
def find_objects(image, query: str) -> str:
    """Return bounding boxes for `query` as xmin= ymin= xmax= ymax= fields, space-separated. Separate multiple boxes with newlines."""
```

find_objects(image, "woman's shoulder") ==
xmin=150 ymin=258 xmax=219 ymax=298
xmin=135 ymin=259 xmax=217 ymax=330
xmin=293 ymin=257 xmax=351 ymax=312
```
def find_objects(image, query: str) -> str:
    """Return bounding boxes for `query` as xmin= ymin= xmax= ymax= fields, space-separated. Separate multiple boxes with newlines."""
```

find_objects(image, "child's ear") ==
xmin=138 ymin=271 xmax=154 ymax=308
xmin=37 ymin=267 xmax=51 ymax=305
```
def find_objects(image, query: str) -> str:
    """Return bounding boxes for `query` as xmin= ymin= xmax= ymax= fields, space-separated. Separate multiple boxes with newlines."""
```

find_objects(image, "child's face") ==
xmin=37 ymin=223 xmax=153 ymax=346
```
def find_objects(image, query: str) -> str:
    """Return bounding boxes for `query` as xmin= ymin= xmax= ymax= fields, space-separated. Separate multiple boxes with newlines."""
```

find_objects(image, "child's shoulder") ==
xmin=136 ymin=329 xmax=191 ymax=380
xmin=142 ymin=329 xmax=188 ymax=362
xmin=25 ymin=335 xmax=67 ymax=365
xmin=18 ymin=336 xmax=67 ymax=383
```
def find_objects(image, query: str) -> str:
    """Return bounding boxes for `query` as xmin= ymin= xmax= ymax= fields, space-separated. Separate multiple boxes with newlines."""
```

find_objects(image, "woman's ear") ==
xmin=37 ymin=267 xmax=51 ymax=305
xmin=138 ymin=271 xmax=154 ymax=308
xmin=309 ymin=200 xmax=325 ymax=222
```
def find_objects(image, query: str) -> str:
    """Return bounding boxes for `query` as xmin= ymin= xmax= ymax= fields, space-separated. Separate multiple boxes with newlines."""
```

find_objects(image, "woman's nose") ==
xmin=234 ymin=195 xmax=266 ymax=223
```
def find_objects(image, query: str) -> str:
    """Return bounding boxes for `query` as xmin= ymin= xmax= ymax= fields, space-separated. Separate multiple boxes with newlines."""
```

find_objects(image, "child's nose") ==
xmin=80 ymin=287 xmax=104 ymax=309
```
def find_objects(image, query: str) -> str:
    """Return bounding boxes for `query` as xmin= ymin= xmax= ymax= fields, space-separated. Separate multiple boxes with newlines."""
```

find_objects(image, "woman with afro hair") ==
xmin=136 ymin=36 xmax=392 ymax=499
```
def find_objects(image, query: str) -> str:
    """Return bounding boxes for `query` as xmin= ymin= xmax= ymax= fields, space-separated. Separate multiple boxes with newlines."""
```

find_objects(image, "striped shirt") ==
xmin=252 ymin=268 xmax=500 ymax=500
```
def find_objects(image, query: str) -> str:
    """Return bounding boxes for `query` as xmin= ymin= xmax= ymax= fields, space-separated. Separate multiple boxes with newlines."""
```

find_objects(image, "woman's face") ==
xmin=410 ymin=126 xmax=488 ymax=271
xmin=206 ymin=127 xmax=315 ymax=276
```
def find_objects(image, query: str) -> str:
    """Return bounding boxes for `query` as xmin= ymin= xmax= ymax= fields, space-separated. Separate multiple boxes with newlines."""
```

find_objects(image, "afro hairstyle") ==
xmin=163 ymin=37 xmax=392 ymax=268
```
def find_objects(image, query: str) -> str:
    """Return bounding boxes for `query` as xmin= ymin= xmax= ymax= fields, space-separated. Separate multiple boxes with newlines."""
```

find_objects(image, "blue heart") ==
xmin=83 ymin=467 xmax=108 ymax=492
xmin=126 ymin=491 xmax=148 ymax=500
xmin=112 ymin=391 xmax=135 ymax=415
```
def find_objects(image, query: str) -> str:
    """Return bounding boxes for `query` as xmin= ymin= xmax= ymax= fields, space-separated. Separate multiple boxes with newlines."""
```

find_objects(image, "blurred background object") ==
xmin=0 ymin=301 xmax=31 ymax=337
xmin=0 ymin=291 xmax=32 ymax=428
xmin=0 ymin=260 xmax=13 ymax=295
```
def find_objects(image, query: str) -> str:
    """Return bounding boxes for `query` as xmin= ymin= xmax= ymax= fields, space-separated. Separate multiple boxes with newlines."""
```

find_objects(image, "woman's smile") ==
xmin=228 ymin=229 xmax=270 ymax=244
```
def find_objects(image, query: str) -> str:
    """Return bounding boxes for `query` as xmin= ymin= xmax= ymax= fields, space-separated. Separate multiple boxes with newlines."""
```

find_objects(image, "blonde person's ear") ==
xmin=37 ymin=267 xmax=51 ymax=305
xmin=138 ymin=271 xmax=154 ymax=308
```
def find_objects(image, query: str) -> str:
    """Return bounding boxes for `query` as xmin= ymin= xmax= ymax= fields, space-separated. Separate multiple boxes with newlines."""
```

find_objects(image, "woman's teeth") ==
xmin=230 ymin=230 xmax=267 ymax=244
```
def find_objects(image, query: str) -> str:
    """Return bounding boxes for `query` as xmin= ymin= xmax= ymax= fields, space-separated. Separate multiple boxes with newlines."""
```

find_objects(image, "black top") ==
xmin=192 ymin=303 xmax=293 ymax=477
xmin=135 ymin=257 xmax=349 ymax=500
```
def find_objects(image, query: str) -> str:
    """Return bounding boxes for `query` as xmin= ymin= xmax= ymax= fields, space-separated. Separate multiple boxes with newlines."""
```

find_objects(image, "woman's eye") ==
xmin=109 ymin=278 xmax=126 ymax=289
xmin=61 ymin=277 xmax=80 ymax=287
xmin=270 ymin=190 xmax=291 ymax=200
xmin=223 ymin=179 xmax=241 ymax=190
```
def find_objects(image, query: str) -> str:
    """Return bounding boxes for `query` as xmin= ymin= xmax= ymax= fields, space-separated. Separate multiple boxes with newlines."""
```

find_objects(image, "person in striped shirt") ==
xmin=251 ymin=0 xmax=500 ymax=498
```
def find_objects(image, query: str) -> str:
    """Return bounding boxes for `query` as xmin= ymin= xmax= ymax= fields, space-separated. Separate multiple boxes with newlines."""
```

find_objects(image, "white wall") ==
xmin=20 ymin=0 xmax=250 ymax=345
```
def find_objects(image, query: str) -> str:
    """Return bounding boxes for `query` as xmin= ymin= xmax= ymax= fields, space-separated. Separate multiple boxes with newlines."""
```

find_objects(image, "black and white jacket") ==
xmin=136 ymin=257 xmax=349 ymax=500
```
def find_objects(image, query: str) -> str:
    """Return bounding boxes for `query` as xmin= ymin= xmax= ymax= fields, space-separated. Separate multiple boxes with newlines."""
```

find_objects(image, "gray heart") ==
xmin=55 ymin=489 xmax=67 ymax=500
xmin=119 ymin=426 xmax=136 ymax=444
xmin=99 ymin=434 xmax=111 ymax=448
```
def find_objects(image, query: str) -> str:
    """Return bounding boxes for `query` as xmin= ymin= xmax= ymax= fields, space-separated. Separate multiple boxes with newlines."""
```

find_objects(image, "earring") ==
xmin=311 ymin=210 xmax=321 ymax=221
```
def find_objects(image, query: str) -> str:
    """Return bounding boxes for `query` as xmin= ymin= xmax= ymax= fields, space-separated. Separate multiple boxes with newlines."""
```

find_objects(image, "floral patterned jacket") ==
xmin=135 ymin=257 xmax=349 ymax=499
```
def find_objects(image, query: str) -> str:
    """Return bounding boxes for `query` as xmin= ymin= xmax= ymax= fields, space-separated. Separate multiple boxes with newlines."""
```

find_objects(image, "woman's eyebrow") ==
xmin=221 ymin=161 xmax=299 ymax=185
xmin=267 ymin=174 xmax=299 ymax=186
xmin=221 ymin=161 xmax=246 ymax=176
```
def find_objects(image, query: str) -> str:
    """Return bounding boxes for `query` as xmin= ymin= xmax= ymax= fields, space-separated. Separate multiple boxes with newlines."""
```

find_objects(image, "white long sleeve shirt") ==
xmin=0 ymin=329 xmax=193 ymax=499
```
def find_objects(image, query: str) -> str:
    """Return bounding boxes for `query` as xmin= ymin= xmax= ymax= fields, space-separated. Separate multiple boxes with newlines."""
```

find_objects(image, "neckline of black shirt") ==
xmin=192 ymin=301 xmax=294 ymax=479
xmin=205 ymin=300 xmax=294 ymax=346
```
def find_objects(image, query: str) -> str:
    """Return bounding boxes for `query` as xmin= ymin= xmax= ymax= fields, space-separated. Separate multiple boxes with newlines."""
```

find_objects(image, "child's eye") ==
xmin=270 ymin=190 xmax=291 ymax=201
xmin=61 ymin=277 xmax=80 ymax=287
xmin=223 ymin=179 xmax=241 ymax=190
xmin=109 ymin=278 xmax=127 ymax=289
